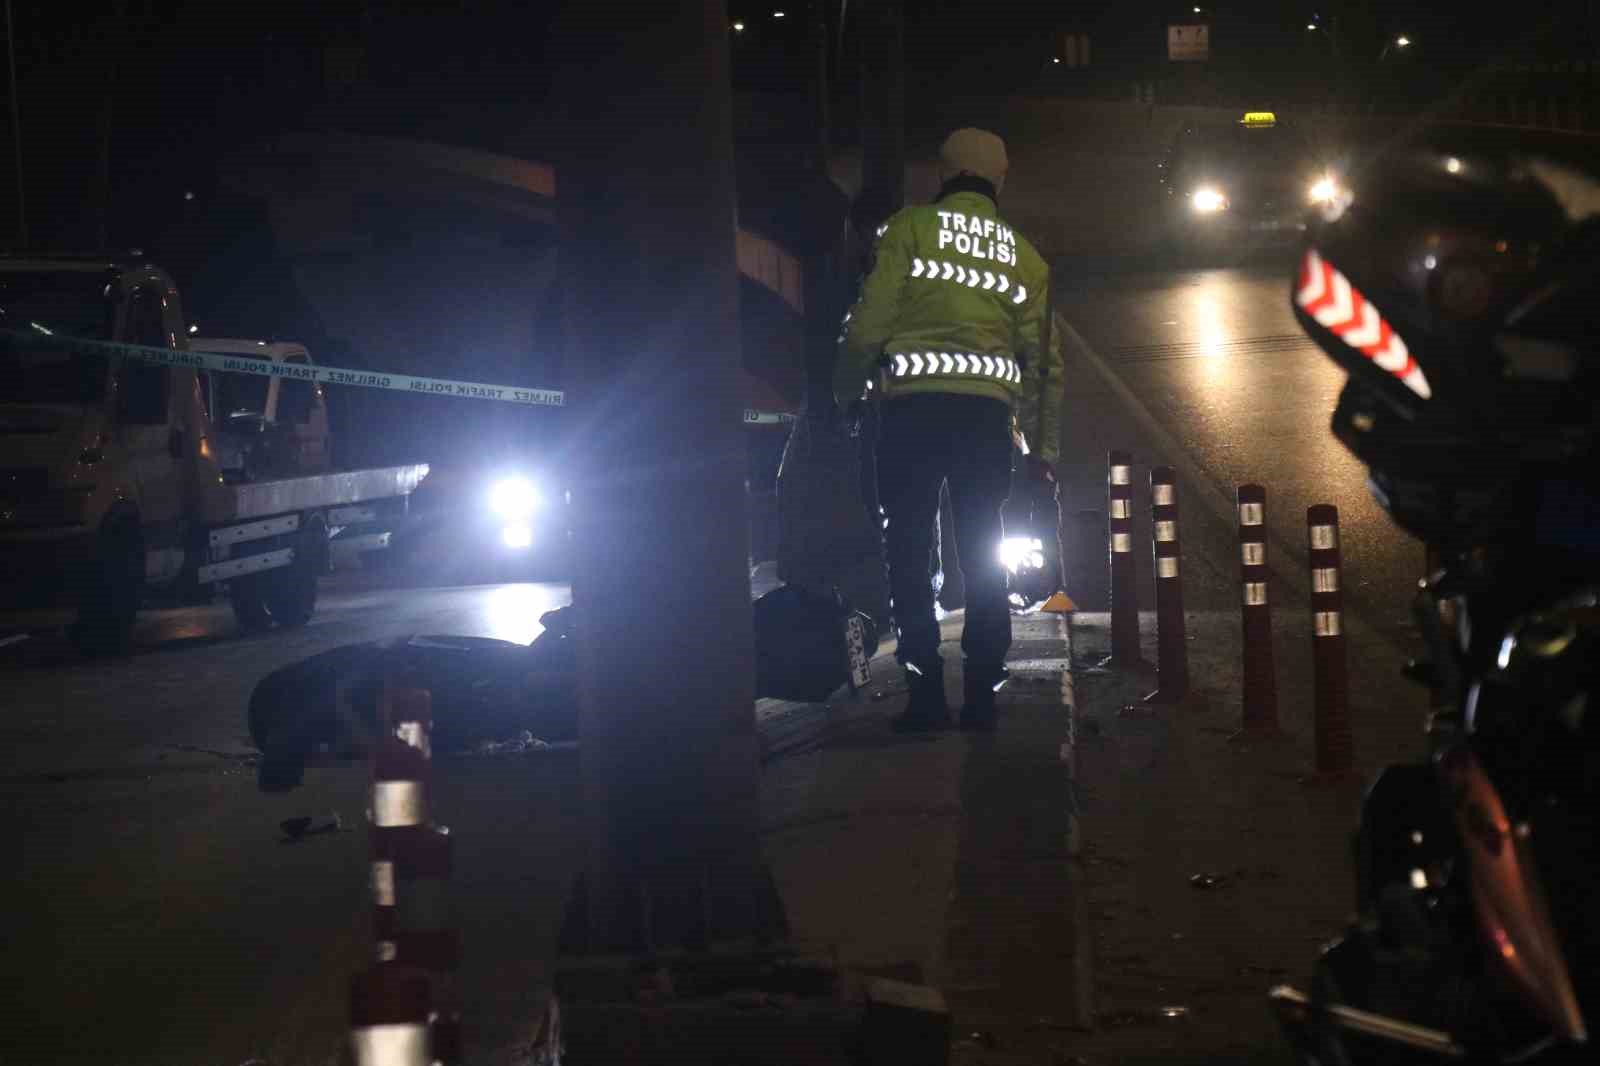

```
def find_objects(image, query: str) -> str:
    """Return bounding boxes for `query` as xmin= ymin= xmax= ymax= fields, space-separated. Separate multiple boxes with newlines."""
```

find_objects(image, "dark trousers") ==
xmin=876 ymin=393 xmax=1013 ymax=677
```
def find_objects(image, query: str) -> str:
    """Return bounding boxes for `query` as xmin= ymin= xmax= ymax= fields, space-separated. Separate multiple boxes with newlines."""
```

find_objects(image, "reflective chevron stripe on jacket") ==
xmin=886 ymin=351 xmax=1022 ymax=385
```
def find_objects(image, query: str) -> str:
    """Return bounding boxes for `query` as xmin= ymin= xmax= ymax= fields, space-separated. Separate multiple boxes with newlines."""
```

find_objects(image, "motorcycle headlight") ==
xmin=1191 ymin=187 xmax=1227 ymax=213
xmin=488 ymin=476 xmax=541 ymax=519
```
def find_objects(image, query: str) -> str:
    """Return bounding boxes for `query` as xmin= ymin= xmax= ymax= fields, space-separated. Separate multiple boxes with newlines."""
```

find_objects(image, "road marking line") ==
xmin=1059 ymin=614 xmax=1095 ymax=1030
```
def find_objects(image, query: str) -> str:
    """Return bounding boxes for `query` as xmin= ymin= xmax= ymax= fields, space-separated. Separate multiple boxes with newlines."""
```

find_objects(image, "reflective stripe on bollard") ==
xmin=349 ymin=965 xmax=431 ymax=1066
xmin=356 ymin=676 xmax=462 ymax=1065
xmin=1308 ymin=505 xmax=1351 ymax=777
xmin=1145 ymin=466 xmax=1189 ymax=703
xmin=1238 ymin=485 xmax=1279 ymax=733
xmin=1107 ymin=449 xmax=1144 ymax=668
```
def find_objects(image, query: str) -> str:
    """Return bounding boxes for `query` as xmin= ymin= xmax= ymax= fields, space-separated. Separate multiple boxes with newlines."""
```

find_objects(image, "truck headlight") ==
xmin=488 ymin=476 xmax=542 ymax=519
xmin=1190 ymin=187 xmax=1227 ymax=213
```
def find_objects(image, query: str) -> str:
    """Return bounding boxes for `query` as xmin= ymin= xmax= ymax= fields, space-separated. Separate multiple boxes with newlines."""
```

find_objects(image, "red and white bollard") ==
xmin=349 ymin=964 xmax=432 ymax=1066
xmin=1237 ymin=485 xmax=1279 ymax=734
xmin=1145 ymin=466 xmax=1189 ymax=703
xmin=352 ymin=675 xmax=461 ymax=1065
xmin=1107 ymin=449 xmax=1143 ymax=668
xmin=1308 ymin=505 xmax=1351 ymax=776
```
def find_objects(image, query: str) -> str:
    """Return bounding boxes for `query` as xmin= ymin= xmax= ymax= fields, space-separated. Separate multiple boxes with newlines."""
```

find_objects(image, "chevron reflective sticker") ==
xmin=907 ymin=259 xmax=1019 ymax=298
xmin=1296 ymin=249 xmax=1432 ymax=400
xmin=886 ymin=353 xmax=1020 ymax=382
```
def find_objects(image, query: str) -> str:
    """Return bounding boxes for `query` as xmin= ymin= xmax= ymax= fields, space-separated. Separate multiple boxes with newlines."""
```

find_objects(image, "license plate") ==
xmin=844 ymin=615 xmax=872 ymax=691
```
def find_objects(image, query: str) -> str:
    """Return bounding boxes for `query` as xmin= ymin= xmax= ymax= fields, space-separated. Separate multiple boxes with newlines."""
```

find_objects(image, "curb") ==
xmin=1056 ymin=612 xmax=1095 ymax=1031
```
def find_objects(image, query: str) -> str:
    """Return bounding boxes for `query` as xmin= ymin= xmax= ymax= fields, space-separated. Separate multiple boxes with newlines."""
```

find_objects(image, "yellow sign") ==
xmin=1240 ymin=111 xmax=1277 ymax=128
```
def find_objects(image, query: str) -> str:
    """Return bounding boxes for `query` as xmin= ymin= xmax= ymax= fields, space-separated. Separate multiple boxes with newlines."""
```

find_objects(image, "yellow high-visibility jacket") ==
xmin=834 ymin=189 xmax=1065 ymax=463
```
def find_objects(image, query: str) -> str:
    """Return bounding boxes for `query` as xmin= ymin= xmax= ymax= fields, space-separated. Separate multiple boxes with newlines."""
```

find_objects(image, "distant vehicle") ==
xmin=1157 ymin=111 xmax=1345 ymax=255
xmin=187 ymin=338 xmax=332 ymax=482
xmin=0 ymin=256 xmax=426 ymax=651
xmin=388 ymin=453 xmax=572 ymax=584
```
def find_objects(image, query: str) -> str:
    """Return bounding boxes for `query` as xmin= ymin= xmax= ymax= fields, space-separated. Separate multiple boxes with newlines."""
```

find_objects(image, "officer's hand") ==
xmin=1026 ymin=456 xmax=1057 ymax=485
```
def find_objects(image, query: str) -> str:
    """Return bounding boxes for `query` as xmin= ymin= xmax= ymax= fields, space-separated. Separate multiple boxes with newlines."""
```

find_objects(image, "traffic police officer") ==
xmin=835 ymin=128 xmax=1063 ymax=732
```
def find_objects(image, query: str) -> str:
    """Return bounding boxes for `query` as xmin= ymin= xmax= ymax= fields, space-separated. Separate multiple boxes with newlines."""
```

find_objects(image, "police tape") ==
xmin=5 ymin=327 xmax=797 ymax=426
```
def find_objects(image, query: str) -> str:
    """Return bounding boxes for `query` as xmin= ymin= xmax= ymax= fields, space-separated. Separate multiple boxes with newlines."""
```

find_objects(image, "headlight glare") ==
xmin=1308 ymin=175 xmax=1341 ymax=204
xmin=999 ymin=536 xmax=1046 ymax=574
xmin=489 ymin=476 xmax=541 ymax=519
xmin=1191 ymin=187 xmax=1227 ymax=213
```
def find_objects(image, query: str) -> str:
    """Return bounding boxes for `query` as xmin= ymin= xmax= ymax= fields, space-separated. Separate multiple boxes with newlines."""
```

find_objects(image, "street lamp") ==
xmin=1379 ymin=34 xmax=1412 ymax=61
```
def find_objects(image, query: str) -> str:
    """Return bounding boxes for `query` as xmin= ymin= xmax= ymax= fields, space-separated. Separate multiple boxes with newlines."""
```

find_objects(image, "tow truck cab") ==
xmin=188 ymin=338 xmax=331 ymax=481
xmin=0 ymin=257 xmax=227 ymax=602
xmin=0 ymin=256 xmax=424 ymax=651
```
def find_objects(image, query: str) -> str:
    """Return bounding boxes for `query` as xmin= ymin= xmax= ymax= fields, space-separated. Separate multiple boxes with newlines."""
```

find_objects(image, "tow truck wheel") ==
xmin=263 ymin=516 xmax=327 ymax=628
xmin=230 ymin=575 xmax=274 ymax=632
xmin=70 ymin=517 xmax=143 ymax=656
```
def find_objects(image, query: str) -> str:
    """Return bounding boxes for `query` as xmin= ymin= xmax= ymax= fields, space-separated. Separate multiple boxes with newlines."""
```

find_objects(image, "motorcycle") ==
xmin=1272 ymin=550 xmax=1597 ymax=1063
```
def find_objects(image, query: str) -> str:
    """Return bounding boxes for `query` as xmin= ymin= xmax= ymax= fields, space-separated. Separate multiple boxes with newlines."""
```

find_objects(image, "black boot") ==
xmin=960 ymin=666 xmax=1009 ymax=732
xmin=891 ymin=666 xmax=950 ymax=733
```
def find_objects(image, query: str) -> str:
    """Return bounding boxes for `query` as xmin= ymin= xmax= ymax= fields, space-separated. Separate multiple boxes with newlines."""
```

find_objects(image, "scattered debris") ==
xmin=871 ymin=690 xmax=889 ymax=702
xmin=174 ymin=744 xmax=261 ymax=767
xmin=1158 ymin=1005 xmax=1191 ymax=1021
xmin=474 ymin=730 xmax=552 ymax=756
xmin=962 ymin=1030 xmax=999 ymax=1049
xmin=1189 ymin=872 xmax=1228 ymax=890
xmin=1117 ymin=703 xmax=1156 ymax=718
xmin=279 ymin=811 xmax=344 ymax=841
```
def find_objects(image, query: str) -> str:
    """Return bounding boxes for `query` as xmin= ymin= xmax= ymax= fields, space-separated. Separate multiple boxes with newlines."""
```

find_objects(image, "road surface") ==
xmin=0 ymin=255 xmax=1428 ymax=1065
xmin=1 ymin=576 xmax=585 ymax=1065
xmin=1055 ymin=253 xmax=1426 ymax=648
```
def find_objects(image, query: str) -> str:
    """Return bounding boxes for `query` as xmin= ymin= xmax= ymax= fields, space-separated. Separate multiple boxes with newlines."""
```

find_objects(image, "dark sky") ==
xmin=3 ymin=0 xmax=1595 ymax=248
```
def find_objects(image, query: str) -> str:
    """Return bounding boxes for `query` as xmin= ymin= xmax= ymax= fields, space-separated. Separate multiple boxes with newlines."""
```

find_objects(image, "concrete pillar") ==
xmin=553 ymin=1 xmax=780 ymax=955
xmin=858 ymin=0 xmax=906 ymax=224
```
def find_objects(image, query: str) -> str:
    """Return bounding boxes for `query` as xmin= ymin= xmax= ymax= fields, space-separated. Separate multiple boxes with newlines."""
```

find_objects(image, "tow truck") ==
xmin=0 ymin=255 xmax=426 ymax=652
